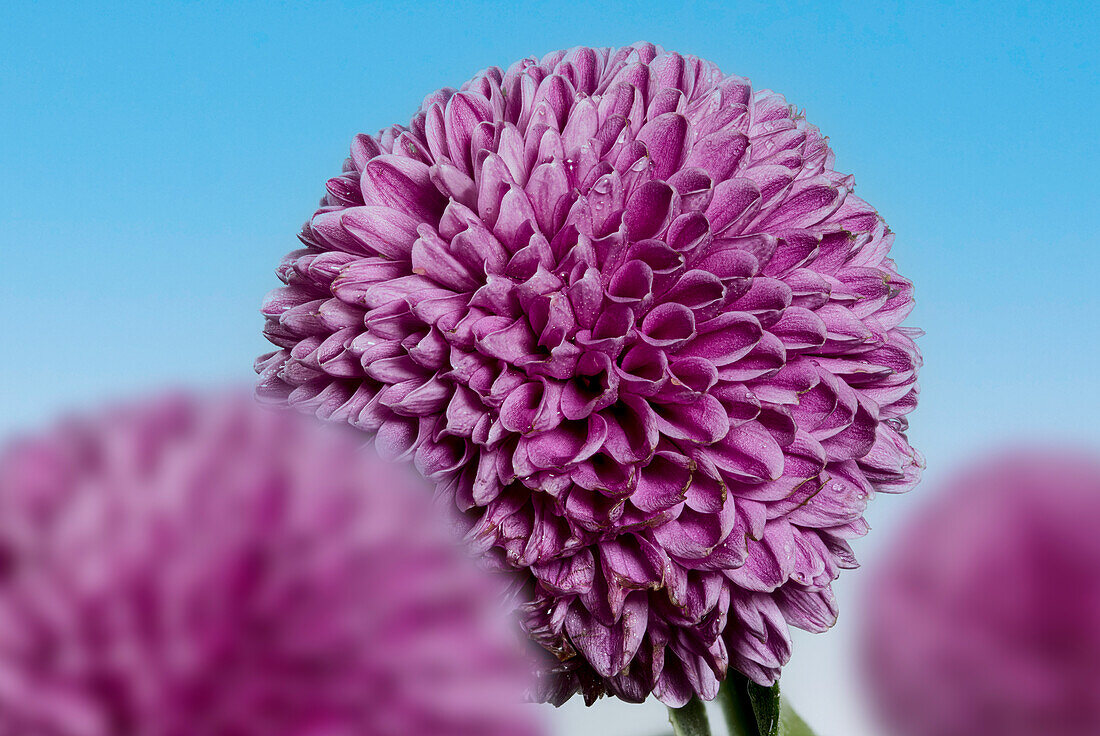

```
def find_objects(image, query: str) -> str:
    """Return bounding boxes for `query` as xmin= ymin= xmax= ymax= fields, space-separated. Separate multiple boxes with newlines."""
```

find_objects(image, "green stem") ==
xmin=668 ymin=697 xmax=712 ymax=736
xmin=717 ymin=677 xmax=758 ymax=736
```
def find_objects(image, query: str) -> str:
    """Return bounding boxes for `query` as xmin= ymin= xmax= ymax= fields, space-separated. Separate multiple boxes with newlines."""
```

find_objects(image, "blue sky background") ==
xmin=2 ymin=2 xmax=1098 ymax=734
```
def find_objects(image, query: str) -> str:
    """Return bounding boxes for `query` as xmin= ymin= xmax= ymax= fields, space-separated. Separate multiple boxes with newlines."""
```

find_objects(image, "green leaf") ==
xmin=746 ymin=681 xmax=782 ymax=735
xmin=778 ymin=698 xmax=815 ymax=736
xmin=716 ymin=675 xmax=818 ymax=736
xmin=668 ymin=697 xmax=712 ymax=736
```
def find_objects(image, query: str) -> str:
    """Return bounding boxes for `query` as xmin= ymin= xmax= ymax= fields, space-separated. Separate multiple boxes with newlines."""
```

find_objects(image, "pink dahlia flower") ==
xmin=257 ymin=42 xmax=922 ymax=706
xmin=861 ymin=450 xmax=1100 ymax=736
xmin=0 ymin=394 xmax=541 ymax=736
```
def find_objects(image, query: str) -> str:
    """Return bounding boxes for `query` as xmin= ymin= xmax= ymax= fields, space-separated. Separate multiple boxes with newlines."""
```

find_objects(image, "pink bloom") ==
xmin=862 ymin=450 xmax=1100 ymax=736
xmin=0 ymin=393 xmax=541 ymax=736
xmin=257 ymin=43 xmax=922 ymax=706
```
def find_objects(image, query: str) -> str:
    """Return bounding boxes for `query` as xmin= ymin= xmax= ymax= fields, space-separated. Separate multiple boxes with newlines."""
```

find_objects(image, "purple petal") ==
xmin=360 ymin=155 xmax=446 ymax=222
xmin=636 ymin=113 xmax=690 ymax=180
xmin=624 ymin=181 xmax=677 ymax=240
xmin=685 ymin=129 xmax=748 ymax=181
xmin=703 ymin=420 xmax=784 ymax=483
xmin=677 ymin=312 xmax=762 ymax=366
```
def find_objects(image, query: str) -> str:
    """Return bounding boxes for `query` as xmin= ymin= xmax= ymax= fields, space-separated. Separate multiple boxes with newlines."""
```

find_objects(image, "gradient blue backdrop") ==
xmin=3 ymin=2 xmax=1098 ymax=734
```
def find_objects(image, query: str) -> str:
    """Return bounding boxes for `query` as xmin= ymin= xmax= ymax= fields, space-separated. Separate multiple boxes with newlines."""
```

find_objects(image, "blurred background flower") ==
xmin=860 ymin=449 xmax=1100 ymax=736
xmin=0 ymin=392 xmax=542 ymax=736
xmin=256 ymin=42 xmax=920 ymax=707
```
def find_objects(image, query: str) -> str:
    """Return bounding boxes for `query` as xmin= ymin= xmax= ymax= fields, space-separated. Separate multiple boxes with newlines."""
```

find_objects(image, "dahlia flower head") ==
xmin=862 ymin=450 xmax=1100 ymax=736
xmin=0 ymin=393 xmax=541 ymax=736
xmin=257 ymin=42 xmax=922 ymax=706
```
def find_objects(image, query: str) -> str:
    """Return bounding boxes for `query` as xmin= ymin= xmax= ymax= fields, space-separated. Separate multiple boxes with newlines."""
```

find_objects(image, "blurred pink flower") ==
xmin=257 ymin=42 xmax=922 ymax=705
xmin=0 ymin=393 xmax=541 ymax=736
xmin=862 ymin=449 xmax=1100 ymax=736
